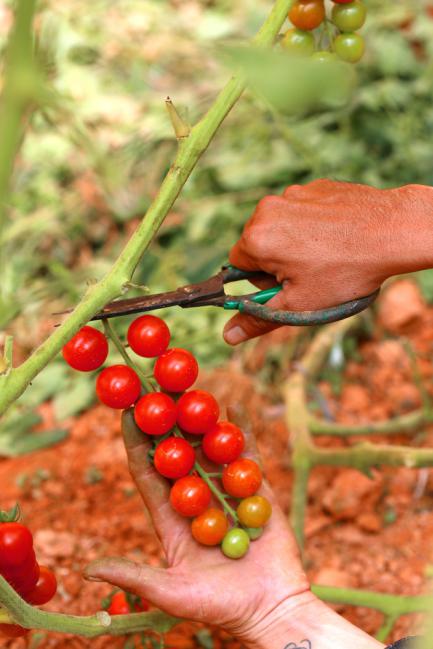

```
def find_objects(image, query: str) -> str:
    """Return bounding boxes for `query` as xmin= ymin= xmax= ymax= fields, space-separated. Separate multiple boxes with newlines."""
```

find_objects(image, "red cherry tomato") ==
xmin=0 ymin=624 xmax=29 ymax=638
xmin=176 ymin=390 xmax=219 ymax=435
xmin=154 ymin=437 xmax=195 ymax=479
xmin=25 ymin=566 xmax=57 ymax=605
xmin=107 ymin=591 xmax=129 ymax=615
xmin=106 ymin=591 xmax=149 ymax=615
xmin=222 ymin=458 xmax=262 ymax=498
xmin=0 ymin=523 xmax=33 ymax=569
xmin=127 ymin=315 xmax=171 ymax=358
xmin=170 ymin=476 xmax=211 ymax=517
xmin=202 ymin=421 xmax=245 ymax=465
xmin=191 ymin=508 xmax=229 ymax=546
xmin=154 ymin=348 xmax=198 ymax=393
xmin=96 ymin=365 xmax=141 ymax=409
xmin=13 ymin=560 xmax=40 ymax=596
xmin=289 ymin=0 xmax=325 ymax=31
xmin=134 ymin=392 xmax=177 ymax=436
xmin=63 ymin=326 xmax=108 ymax=371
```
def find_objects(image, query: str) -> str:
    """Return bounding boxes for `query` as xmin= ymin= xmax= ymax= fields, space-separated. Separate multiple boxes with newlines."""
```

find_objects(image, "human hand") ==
xmin=84 ymin=406 xmax=383 ymax=649
xmin=224 ymin=180 xmax=433 ymax=344
xmin=84 ymin=406 xmax=311 ymax=646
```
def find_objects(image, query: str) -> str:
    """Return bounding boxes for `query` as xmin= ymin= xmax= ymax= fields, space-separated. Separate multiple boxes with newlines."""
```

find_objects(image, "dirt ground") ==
xmin=2 ymin=280 xmax=433 ymax=648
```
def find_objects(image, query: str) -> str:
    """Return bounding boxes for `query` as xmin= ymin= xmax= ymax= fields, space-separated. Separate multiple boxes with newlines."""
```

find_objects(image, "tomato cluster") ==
xmin=0 ymin=511 xmax=57 ymax=639
xmin=63 ymin=315 xmax=272 ymax=559
xmin=283 ymin=0 xmax=367 ymax=63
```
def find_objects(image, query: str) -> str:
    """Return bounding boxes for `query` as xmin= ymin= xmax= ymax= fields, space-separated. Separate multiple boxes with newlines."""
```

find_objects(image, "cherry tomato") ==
xmin=245 ymin=527 xmax=264 ymax=541
xmin=177 ymin=390 xmax=219 ymax=435
xmin=202 ymin=421 xmax=244 ymax=465
xmin=312 ymin=50 xmax=337 ymax=61
xmin=127 ymin=315 xmax=170 ymax=358
xmin=170 ymin=476 xmax=211 ymax=517
xmin=222 ymin=459 xmax=262 ymax=499
xmin=106 ymin=591 xmax=149 ymax=615
xmin=333 ymin=32 xmax=365 ymax=62
xmin=0 ymin=624 xmax=29 ymax=638
xmin=154 ymin=437 xmax=195 ymax=479
xmin=289 ymin=0 xmax=325 ymax=31
xmin=191 ymin=508 xmax=229 ymax=546
xmin=63 ymin=326 xmax=108 ymax=372
xmin=25 ymin=566 xmax=57 ymax=605
xmin=221 ymin=528 xmax=250 ymax=559
xmin=134 ymin=392 xmax=177 ymax=436
xmin=96 ymin=365 xmax=141 ymax=409
xmin=0 ymin=523 xmax=33 ymax=569
xmin=13 ymin=560 xmax=40 ymax=596
xmin=107 ymin=591 xmax=130 ymax=615
xmin=154 ymin=348 xmax=198 ymax=393
xmin=237 ymin=496 xmax=272 ymax=528
xmin=281 ymin=28 xmax=315 ymax=56
xmin=332 ymin=1 xmax=366 ymax=32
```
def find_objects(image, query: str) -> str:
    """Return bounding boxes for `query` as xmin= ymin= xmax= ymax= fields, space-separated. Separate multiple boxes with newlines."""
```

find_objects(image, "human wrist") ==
xmin=236 ymin=592 xmax=385 ymax=649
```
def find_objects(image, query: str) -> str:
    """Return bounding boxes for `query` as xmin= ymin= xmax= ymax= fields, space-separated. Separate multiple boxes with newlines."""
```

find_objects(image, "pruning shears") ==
xmin=89 ymin=265 xmax=379 ymax=326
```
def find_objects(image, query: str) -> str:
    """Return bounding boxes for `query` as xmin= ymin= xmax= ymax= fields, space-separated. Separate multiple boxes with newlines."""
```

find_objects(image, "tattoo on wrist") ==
xmin=284 ymin=641 xmax=311 ymax=649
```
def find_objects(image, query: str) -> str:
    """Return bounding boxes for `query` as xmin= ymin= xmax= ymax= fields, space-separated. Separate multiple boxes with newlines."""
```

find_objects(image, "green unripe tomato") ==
xmin=221 ymin=528 xmax=250 ymax=559
xmin=332 ymin=1 xmax=367 ymax=32
xmin=311 ymin=51 xmax=337 ymax=62
xmin=281 ymin=28 xmax=315 ymax=56
xmin=333 ymin=33 xmax=365 ymax=63
xmin=245 ymin=527 xmax=264 ymax=541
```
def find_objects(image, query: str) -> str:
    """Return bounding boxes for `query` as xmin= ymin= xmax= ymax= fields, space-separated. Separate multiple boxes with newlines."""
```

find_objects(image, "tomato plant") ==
xmin=96 ymin=365 xmax=141 ymax=409
xmin=127 ymin=315 xmax=171 ymax=358
xmin=134 ymin=392 xmax=177 ymax=436
xmin=177 ymin=390 xmax=220 ymax=435
xmin=63 ymin=326 xmax=108 ymax=372
xmin=154 ymin=348 xmax=198 ymax=393
xmin=154 ymin=436 xmax=195 ymax=479
xmin=202 ymin=421 xmax=245 ymax=464
xmin=170 ymin=476 xmax=212 ymax=517
xmin=222 ymin=459 xmax=262 ymax=498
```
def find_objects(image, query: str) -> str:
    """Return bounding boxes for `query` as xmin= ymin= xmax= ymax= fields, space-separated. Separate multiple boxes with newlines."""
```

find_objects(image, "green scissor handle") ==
xmin=222 ymin=264 xmax=379 ymax=326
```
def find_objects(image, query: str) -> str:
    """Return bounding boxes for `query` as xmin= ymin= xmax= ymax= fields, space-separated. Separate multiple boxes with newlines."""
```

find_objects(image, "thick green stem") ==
xmin=311 ymin=442 xmax=433 ymax=470
xmin=0 ymin=576 xmax=178 ymax=637
xmin=0 ymin=0 xmax=38 ymax=237
xmin=0 ymin=0 xmax=293 ymax=416
xmin=312 ymin=584 xmax=433 ymax=616
xmin=309 ymin=409 xmax=429 ymax=437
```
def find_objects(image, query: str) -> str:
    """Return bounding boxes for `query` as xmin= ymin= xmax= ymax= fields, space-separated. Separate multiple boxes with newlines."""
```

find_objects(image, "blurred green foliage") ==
xmin=3 ymin=0 xmax=433 ymax=425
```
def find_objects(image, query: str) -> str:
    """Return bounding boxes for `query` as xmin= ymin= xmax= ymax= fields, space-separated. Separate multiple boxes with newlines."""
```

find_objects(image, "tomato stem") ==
xmin=102 ymin=320 xmax=154 ymax=393
xmin=194 ymin=462 xmax=238 ymax=524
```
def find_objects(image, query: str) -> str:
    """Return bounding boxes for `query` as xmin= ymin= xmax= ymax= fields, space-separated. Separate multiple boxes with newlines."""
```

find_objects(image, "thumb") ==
xmin=84 ymin=558 xmax=180 ymax=612
xmin=223 ymin=284 xmax=294 ymax=345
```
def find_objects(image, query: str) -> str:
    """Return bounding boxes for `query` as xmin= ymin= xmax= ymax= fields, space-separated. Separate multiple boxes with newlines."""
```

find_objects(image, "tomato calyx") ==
xmin=0 ymin=504 xmax=20 ymax=524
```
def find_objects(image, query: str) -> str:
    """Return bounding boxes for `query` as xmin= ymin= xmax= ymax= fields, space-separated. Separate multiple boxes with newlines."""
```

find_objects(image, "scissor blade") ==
xmin=91 ymin=274 xmax=226 ymax=321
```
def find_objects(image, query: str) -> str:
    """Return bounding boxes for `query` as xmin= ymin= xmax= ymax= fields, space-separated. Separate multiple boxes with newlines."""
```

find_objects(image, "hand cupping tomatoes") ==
xmin=283 ymin=0 xmax=367 ymax=63
xmin=63 ymin=314 xmax=273 ymax=560
xmin=0 ymin=508 xmax=58 ymax=639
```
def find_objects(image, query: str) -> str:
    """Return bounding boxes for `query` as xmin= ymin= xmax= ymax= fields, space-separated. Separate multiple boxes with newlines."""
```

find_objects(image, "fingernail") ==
xmin=83 ymin=573 xmax=103 ymax=582
xmin=224 ymin=326 xmax=247 ymax=345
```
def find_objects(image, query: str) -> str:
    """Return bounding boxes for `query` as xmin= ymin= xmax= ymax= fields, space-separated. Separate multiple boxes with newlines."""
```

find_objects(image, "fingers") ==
xmin=223 ymin=283 xmax=293 ymax=345
xmin=84 ymin=558 xmax=179 ymax=611
xmin=121 ymin=410 xmax=189 ymax=541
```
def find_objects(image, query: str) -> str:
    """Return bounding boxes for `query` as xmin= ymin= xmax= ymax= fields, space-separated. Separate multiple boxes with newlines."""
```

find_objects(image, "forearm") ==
xmin=239 ymin=593 xmax=384 ymax=649
xmin=377 ymin=184 xmax=433 ymax=279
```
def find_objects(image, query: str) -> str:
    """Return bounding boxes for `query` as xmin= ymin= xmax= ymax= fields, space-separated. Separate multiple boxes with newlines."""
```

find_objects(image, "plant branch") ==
xmin=0 ymin=576 xmax=178 ymax=637
xmin=309 ymin=408 xmax=430 ymax=436
xmin=312 ymin=584 xmax=433 ymax=616
xmin=311 ymin=442 xmax=433 ymax=470
xmin=0 ymin=0 xmax=294 ymax=416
